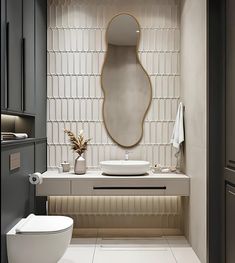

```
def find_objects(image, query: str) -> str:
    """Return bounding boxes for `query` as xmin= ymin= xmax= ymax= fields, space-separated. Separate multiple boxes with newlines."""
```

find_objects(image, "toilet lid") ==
xmin=15 ymin=214 xmax=73 ymax=234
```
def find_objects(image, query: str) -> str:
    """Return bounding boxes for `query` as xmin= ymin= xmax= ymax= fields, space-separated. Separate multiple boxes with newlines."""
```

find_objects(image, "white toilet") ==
xmin=6 ymin=214 xmax=73 ymax=263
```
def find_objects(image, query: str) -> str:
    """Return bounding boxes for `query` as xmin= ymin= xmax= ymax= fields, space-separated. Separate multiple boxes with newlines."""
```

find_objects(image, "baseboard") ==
xmin=73 ymin=228 xmax=182 ymax=238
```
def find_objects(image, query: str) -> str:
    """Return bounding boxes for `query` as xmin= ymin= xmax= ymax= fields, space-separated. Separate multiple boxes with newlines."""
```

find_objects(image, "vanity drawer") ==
xmin=36 ymin=179 xmax=70 ymax=196
xmin=71 ymin=179 xmax=167 ymax=196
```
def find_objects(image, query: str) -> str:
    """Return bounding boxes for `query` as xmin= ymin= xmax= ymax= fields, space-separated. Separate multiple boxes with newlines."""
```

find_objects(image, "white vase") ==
xmin=74 ymin=155 xmax=86 ymax=174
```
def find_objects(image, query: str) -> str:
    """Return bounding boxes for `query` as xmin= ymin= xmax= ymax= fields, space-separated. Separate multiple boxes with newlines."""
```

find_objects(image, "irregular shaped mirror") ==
xmin=101 ymin=14 xmax=152 ymax=148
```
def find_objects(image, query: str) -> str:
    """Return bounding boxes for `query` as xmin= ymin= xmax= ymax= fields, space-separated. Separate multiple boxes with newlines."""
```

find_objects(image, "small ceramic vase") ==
xmin=74 ymin=155 xmax=86 ymax=174
xmin=61 ymin=161 xmax=70 ymax=172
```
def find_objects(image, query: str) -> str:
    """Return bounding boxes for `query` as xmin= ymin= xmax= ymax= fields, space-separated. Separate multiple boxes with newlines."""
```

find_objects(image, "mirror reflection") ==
xmin=101 ymin=14 xmax=152 ymax=148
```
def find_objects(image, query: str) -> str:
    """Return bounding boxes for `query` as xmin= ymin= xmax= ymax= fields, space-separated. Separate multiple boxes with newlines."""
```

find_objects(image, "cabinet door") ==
xmin=226 ymin=0 xmax=235 ymax=170
xmin=23 ymin=0 xmax=35 ymax=114
xmin=1 ymin=143 xmax=35 ymax=263
xmin=35 ymin=0 xmax=47 ymax=138
xmin=1 ymin=0 xmax=6 ymax=109
xmin=226 ymin=184 xmax=235 ymax=263
xmin=6 ymin=0 xmax=23 ymax=112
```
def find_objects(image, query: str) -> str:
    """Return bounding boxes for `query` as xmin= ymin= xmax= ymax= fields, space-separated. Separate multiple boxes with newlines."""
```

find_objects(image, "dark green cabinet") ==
xmin=35 ymin=0 xmax=47 ymax=138
xmin=1 ymin=0 xmax=35 ymax=115
xmin=1 ymin=0 xmax=6 ymax=109
xmin=225 ymin=0 xmax=235 ymax=262
xmin=1 ymin=1 xmax=47 ymax=261
xmin=226 ymin=0 xmax=235 ymax=171
xmin=23 ymin=0 xmax=35 ymax=114
xmin=5 ymin=0 xmax=23 ymax=112
xmin=226 ymin=184 xmax=235 ymax=263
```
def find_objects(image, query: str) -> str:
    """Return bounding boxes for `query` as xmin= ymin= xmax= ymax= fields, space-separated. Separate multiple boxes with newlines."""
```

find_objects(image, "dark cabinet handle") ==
xmin=93 ymin=186 xmax=167 ymax=190
xmin=21 ymin=38 xmax=25 ymax=111
xmin=5 ymin=22 xmax=9 ymax=109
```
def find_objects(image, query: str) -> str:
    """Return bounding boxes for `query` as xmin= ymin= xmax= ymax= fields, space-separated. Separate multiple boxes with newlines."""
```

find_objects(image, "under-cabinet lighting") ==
xmin=1 ymin=114 xmax=20 ymax=120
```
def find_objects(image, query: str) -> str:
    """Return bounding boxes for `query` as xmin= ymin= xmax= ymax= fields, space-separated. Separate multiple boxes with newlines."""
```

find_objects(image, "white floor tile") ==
xmin=59 ymin=236 xmax=202 ymax=263
xmin=58 ymin=238 xmax=96 ymax=263
xmin=165 ymin=236 xmax=189 ymax=247
xmin=165 ymin=236 xmax=201 ymax=263
xmin=93 ymin=248 xmax=176 ymax=263
xmin=97 ymin=237 xmax=168 ymax=248
xmin=94 ymin=238 xmax=176 ymax=263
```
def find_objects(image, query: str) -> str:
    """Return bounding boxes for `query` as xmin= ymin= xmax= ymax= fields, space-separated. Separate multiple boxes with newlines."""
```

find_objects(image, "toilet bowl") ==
xmin=7 ymin=214 xmax=73 ymax=263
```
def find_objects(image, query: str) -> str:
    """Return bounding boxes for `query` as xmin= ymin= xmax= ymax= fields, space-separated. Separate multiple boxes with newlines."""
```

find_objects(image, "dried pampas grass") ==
xmin=64 ymin=129 xmax=91 ymax=156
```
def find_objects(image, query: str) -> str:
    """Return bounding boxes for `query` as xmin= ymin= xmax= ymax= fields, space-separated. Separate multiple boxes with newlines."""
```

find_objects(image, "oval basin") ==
xmin=100 ymin=160 xmax=150 ymax=175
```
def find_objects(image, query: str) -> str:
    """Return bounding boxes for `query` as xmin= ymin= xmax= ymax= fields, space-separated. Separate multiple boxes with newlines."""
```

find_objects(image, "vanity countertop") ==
xmin=42 ymin=170 xmax=188 ymax=179
xmin=36 ymin=170 xmax=190 ymax=197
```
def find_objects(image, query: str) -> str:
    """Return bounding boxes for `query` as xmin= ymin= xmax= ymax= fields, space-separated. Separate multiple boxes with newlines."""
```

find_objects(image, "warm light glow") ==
xmin=1 ymin=114 xmax=19 ymax=120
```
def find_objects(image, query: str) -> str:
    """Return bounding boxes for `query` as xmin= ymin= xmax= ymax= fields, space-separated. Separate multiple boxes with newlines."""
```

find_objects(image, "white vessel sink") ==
xmin=100 ymin=160 xmax=150 ymax=175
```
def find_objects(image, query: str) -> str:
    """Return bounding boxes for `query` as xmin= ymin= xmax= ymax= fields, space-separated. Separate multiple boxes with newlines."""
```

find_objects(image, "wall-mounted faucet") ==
xmin=125 ymin=150 xmax=129 ymax=161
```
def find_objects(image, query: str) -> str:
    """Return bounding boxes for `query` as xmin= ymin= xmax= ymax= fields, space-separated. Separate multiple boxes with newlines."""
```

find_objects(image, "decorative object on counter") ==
xmin=61 ymin=161 xmax=70 ymax=172
xmin=152 ymin=164 xmax=161 ymax=173
xmin=152 ymin=164 xmax=178 ymax=174
xmin=1 ymin=132 xmax=28 ymax=140
xmin=64 ymin=129 xmax=91 ymax=175
xmin=169 ymin=166 xmax=177 ymax=172
xmin=161 ymin=168 xmax=171 ymax=173
xmin=57 ymin=166 xmax=63 ymax=173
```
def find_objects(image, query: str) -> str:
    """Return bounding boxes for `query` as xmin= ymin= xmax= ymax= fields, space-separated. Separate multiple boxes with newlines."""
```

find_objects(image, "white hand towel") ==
xmin=170 ymin=102 xmax=184 ymax=151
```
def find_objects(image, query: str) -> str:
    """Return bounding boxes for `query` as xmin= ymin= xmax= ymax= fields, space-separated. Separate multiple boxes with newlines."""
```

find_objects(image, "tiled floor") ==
xmin=59 ymin=236 xmax=201 ymax=263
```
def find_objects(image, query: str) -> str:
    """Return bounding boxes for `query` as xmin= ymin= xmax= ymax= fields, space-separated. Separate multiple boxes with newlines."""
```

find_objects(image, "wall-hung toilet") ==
xmin=6 ymin=214 xmax=73 ymax=263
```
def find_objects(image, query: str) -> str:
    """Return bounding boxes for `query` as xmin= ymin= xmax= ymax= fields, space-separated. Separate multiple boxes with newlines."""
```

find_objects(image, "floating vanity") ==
xmin=36 ymin=171 xmax=190 ymax=197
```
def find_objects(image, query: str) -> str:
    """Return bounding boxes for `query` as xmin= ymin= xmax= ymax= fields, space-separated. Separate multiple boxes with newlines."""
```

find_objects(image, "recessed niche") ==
xmin=1 ymin=114 xmax=35 ymax=139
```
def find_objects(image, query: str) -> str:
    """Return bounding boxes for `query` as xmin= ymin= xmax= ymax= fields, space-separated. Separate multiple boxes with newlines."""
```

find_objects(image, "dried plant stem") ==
xmin=64 ymin=129 xmax=91 ymax=156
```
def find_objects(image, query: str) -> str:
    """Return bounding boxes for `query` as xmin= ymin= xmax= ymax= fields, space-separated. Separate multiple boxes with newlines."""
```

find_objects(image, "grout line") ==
xmin=165 ymin=236 xmax=178 ymax=263
xmin=91 ymin=234 xmax=99 ymax=263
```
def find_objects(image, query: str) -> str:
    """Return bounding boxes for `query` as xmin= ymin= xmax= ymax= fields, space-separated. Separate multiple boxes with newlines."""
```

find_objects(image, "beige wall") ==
xmin=180 ymin=0 xmax=207 ymax=262
xmin=47 ymin=0 xmax=181 ymax=169
xmin=47 ymin=0 xmax=183 ymax=234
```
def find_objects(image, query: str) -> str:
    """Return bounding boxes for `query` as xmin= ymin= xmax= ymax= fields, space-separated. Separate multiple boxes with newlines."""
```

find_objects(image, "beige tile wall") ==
xmin=47 ymin=0 xmax=181 ymax=169
xmin=180 ymin=0 xmax=207 ymax=262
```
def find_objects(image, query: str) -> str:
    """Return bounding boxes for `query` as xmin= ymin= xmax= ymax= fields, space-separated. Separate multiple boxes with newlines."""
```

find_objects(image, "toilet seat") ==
xmin=15 ymin=214 xmax=73 ymax=234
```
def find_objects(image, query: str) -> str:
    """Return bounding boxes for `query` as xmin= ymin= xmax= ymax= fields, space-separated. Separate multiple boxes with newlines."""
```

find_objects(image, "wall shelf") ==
xmin=36 ymin=170 xmax=190 ymax=197
xmin=1 ymin=137 xmax=47 ymax=148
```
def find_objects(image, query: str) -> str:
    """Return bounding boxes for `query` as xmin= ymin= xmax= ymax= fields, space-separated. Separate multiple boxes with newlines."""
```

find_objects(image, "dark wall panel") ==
xmin=35 ymin=140 xmax=47 ymax=173
xmin=208 ymin=0 xmax=226 ymax=262
xmin=1 ymin=143 xmax=35 ymax=263
xmin=35 ymin=0 xmax=47 ymax=139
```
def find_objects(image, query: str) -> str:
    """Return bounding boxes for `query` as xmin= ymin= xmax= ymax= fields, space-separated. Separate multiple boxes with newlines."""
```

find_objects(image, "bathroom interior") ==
xmin=1 ymin=0 xmax=234 ymax=263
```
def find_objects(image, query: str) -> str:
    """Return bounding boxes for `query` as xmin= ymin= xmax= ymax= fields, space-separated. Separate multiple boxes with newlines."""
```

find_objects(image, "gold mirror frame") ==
xmin=101 ymin=13 xmax=152 ymax=148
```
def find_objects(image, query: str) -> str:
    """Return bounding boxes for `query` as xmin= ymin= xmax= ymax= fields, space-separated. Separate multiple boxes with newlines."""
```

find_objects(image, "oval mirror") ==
xmin=101 ymin=14 xmax=152 ymax=148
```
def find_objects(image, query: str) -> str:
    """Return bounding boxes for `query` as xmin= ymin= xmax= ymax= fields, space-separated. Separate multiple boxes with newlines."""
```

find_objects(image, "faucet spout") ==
xmin=125 ymin=151 xmax=129 ymax=161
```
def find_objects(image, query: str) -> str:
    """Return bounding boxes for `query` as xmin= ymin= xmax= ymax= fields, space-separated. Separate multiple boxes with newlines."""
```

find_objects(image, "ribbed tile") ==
xmin=47 ymin=0 xmax=181 ymax=169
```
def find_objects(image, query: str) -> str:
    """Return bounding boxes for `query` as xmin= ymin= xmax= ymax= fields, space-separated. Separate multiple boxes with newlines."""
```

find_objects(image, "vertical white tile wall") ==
xmin=47 ymin=0 xmax=180 ymax=169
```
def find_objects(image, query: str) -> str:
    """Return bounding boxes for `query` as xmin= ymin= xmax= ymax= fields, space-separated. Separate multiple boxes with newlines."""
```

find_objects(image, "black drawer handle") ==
xmin=21 ymin=38 xmax=25 ymax=111
xmin=93 ymin=186 xmax=166 ymax=190
xmin=5 ymin=22 xmax=9 ymax=109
